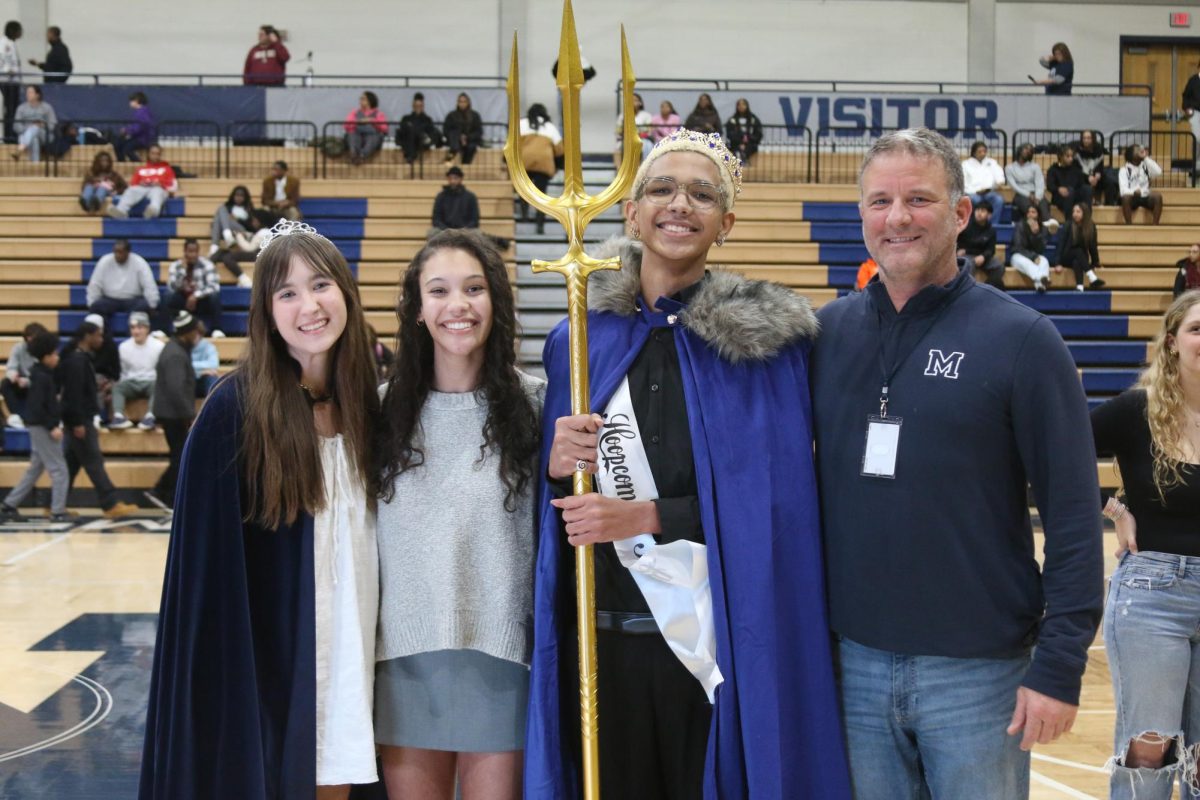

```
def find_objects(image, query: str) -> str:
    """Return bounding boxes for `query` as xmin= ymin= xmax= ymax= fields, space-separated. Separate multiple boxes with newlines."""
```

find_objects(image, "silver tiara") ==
xmin=257 ymin=219 xmax=329 ymax=253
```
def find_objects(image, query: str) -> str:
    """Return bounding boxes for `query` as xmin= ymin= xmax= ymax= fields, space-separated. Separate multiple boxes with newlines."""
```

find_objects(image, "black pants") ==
xmin=1050 ymin=185 xmax=1093 ymax=218
xmin=0 ymin=377 xmax=27 ymax=417
xmin=1060 ymin=249 xmax=1092 ymax=285
xmin=166 ymin=291 xmax=222 ymax=333
xmin=592 ymin=629 xmax=712 ymax=800
xmin=520 ymin=172 xmax=552 ymax=232
xmin=153 ymin=418 xmax=190 ymax=507
xmin=64 ymin=425 xmax=119 ymax=510
xmin=1010 ymin=193 xmax=1051 ymax=223
xmin=1 ymin=83 xmax=19 ymax=142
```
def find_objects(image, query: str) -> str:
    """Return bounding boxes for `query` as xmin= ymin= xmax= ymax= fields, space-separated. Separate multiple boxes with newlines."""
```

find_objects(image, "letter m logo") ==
xmin=924 ymin=349 xmax=965 ymax=379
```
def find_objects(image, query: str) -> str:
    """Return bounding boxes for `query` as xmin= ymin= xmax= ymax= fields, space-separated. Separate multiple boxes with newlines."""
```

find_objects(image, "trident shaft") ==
xmin=505 ymin=1 xmax=641 ymax=797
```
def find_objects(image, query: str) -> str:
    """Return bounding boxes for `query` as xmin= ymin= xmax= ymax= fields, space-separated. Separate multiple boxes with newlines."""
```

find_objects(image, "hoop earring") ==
xmin=715 ymin=234 xmax=726 ymax=247
xmin=630 ymin=226 xmax=641 ymax=240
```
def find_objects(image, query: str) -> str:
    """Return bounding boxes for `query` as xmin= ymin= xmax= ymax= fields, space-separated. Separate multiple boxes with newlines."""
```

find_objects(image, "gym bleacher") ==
xmin=0 ymin=132 xmax=1193 ymax=504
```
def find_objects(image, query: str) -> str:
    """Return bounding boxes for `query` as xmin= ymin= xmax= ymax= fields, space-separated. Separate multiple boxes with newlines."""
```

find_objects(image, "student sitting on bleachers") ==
xmin=956 ymin=201 xmax=1005 ymax=291
xmin=260 ymin=160 xmax=302 ymax=222
xmin=1010 ymin=203 xmax=1052 ymax=293
xmin=1046 ymin=144 xmax=1093 ymax=220
xmin=209 ymin=185 xmax=264 ymax=277
xmin=443 ymin=92 xmax=484 ymax=165
xmin=344 ymin=91 xmax=387 ymax=165
xmin=114 ymin=91 xmax=155 ymax=163
xmin=1174 ymin=243 xmax=1200 ymax=299
xmin=430 ymin=165 xmax=510 ymax=250
xmin=87 ymin=238 xmax=161 ymax=326
xmin=0 ymin=330 xmax=69 ymax=523
xmin=1 ymin=321 xmax=47 ymax=428
xmin=1119 ymin=143 xmax=1164 ymax=225
xmin=191 ymin=321 xmax=220 ymax=397
xmin=1075 ymin=130 xmax=1119 ymax=206
xmin=108 ymin=144 xmax=177 ymax=219
xmin=109 ymin=311 xmax=163 ymax=431
xmin=11 ymin=85 xmax=55 ymax=162
xmin=166 ymin=238 xmax=224 ymax=335
xmin=962 ymin=141 xmax=1005 ymax=220
xmin=396 ymin=92 xmax=442 ymax=165
xmin=1053 ymin=202 xmax=1105 ymax=292
xmin=79 ymin=151 xmax=127 ymax=214
xmin=1005 ymin=143 xmax=1054 ymax=229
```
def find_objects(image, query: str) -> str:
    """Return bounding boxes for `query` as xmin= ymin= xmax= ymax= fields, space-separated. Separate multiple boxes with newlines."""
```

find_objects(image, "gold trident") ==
xmin=505 ymin=1 xmax=640 ymax=797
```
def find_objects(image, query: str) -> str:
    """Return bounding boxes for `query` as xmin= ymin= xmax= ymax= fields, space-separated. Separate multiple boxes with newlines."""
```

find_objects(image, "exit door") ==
xmin=1121 ymin=38 xmax=1200 ymax=166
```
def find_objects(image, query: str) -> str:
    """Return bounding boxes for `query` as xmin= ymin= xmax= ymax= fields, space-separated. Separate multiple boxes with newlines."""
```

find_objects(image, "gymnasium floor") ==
xmin=0 ymin=520 xmax=1130 ymax=799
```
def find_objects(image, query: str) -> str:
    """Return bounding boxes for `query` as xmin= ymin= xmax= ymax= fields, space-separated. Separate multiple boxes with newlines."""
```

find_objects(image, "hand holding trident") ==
xmin=504 ymin=2 xmax=641 ymax=797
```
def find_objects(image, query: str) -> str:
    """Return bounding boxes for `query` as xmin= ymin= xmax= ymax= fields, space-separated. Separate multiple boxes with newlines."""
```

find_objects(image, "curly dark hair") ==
xmin=377 ymin=229 xmax=538 ymax=511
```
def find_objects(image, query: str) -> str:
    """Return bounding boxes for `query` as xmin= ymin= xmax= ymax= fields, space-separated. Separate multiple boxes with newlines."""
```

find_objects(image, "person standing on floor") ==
xmin=150 ymin=310 xmax=200 ymax=509
xmin=0 ymin=21 xmax=21 ymax=144
xmin=811 ymin=127 xmax=1103 ymax=800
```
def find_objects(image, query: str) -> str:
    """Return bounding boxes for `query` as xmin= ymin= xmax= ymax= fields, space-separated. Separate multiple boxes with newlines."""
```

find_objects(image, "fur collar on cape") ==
xmin=586 ymin=236 xmax=819 ymax=363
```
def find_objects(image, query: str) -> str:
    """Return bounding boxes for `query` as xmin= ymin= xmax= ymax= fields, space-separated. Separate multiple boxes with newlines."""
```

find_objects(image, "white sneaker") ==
xmin=237 ymin=273 xmax=253 ymax=288
xmin=211 ymin=329 xmax=226 ymax=338
xmin=137 ymin=414 xmax=157 ymax=431
xmin=106 ymin=205 xmax=128 ymax=219
xmin=108 ymin=413 xmax=134 ymax=430
xmin=208 ymin=243 xmax=220 ymax=257
xmin=93 ymin=414 xmax=102 ymax=429
xmin=5 ymin=413 xmax=23 ymax=428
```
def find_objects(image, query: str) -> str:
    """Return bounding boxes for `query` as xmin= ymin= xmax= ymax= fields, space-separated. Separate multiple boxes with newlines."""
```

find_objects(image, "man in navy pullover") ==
xmin=811 ymin=127 xmax=1103 ymax=800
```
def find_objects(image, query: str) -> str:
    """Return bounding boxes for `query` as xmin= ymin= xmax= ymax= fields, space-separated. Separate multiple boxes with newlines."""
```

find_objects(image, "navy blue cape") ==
xmin=139 ymin=376 xmax=318 ymax=799
xmin=525 ymin=300 xmax=852 ymax=799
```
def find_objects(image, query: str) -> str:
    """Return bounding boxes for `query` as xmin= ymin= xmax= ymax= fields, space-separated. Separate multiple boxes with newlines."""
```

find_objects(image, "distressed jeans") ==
xmin=835 ymin=635 xmax=1030 ymax=800
xmin=1105 ymin=552 xmax=1200 ymax=799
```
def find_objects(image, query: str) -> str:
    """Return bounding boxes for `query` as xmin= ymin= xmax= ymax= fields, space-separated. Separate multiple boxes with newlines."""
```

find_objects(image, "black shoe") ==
xmin=78 ymin=196 xmax=89 ymax=212
xmin=1089 ymin=278 xmax=1107 ymax=290
xmin=49 ymin=512 xmax=72 ymax=523
xmin=0 ymin=504 xmax=27 ymax=522
xmin=1035 ymin=280 xmax=1047 ymax=294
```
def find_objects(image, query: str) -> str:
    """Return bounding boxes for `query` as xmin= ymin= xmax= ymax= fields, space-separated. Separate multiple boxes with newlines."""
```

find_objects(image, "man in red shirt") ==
xmin=243 ymin=25 xmax=289 ymax=86
xmin=108 ymin=144 xmax=177 ymax=219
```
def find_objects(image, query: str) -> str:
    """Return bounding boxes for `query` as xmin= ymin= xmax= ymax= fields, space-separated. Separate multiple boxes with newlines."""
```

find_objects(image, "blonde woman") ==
xmin=1092 ymin=290 xmax=1200 ymax=799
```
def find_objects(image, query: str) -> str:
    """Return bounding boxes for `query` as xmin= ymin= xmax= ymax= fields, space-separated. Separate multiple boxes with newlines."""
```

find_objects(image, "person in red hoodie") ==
xmin=108 ymin=144 xmax=178 ymax=219
xmin=243 ymin=24 xmax=289 ymax=86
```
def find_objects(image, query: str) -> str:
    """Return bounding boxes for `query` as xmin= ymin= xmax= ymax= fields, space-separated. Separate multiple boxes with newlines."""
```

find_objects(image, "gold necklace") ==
xmin=299 ymin=382 xmax=331 ymax=404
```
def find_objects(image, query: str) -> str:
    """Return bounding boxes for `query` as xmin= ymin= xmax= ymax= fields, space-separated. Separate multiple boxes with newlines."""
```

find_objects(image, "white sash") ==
xmin=596 ymin=376 xmax=724 ymax=701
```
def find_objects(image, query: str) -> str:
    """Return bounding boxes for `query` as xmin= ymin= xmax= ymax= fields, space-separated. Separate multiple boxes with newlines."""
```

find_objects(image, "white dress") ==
xmin=314 ymin=435 xmax=379 ymax=785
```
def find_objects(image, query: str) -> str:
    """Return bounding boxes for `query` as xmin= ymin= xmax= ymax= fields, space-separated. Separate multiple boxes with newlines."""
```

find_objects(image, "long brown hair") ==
xmin=238 ymin=231 xmax=380 ymax=528
xmin=377 ymin=229 xmax=538 ymax=511
xmin=1137 ymin=290 xmax=1200 ymax=502
xmin=1070 ymin=202 xmax=1097 ymax=249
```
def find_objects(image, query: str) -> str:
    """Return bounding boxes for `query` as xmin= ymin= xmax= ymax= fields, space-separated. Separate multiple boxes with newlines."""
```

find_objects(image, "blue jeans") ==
xmin=836 ymin=636 xmax=1030 ymax=799
xmin=1105 ymin=552 xmax=1200 ymax=800
xmin=81 ymin=184 xmax=111 ymax=206
xmin=969 ymin=190 xmax=1005 ymax=221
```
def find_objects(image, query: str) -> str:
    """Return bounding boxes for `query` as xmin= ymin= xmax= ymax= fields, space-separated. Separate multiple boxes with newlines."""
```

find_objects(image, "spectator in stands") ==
xmin=1185 ymin=62 xmax=1200 ymax=172
xmin=956 ymin=201 xmax=1005 ymax=291
xmin=10 ymin=85 xmax=54 ymax=162
xmin=1046 ymin=144 xmax=1092 ymax=220
xmin=0 ymin=21 xmax=21 ymax=144
xmin=1010 ymin=203 xmax=1052 ymax=293
xmin=151 ymin=310 xmax=201 ymax=508
xmin=79 ymin=152 xmax=126 ymax=214
xmin=725 ymin=97 xmax=763 ymax=167
xmin=109 ymin=144 xmax=176 ymax=219
xmin=344 ymin=91 xmax=387 ymax=165
xmin=26 ymin=26 xmax=70 ymax=83
xmin=210 ymin=185 xmax=264 ymax=269
xmin=615 ymin=92 xmax=653 ymax=162
xmin=1174 ymin=243 xmax=1200 ymax=299
xmin=0 ymin=329 xmax=69 ymax=522
xmin=1037 ymin=42 xmax=1074 ymax=96
xmin=443 ymin=92 xmax=483 ymax=165
xmin=60 ymin=320 xmax=138 ymax=518
xmin=518 ymin=103 xmax=562 ymax=234
xmin=685 ymin=92 xmax=721 ymax=135
xmin=87 ymin=238 xmax=160 ymax=325
xmin=430 ymin=165 xmax=510 ymax=250
xmin=650 ymin=100 xmax=680 ymax=143
xmin=396 ymin=92 xmax=442 ymax=165
xmin=243 ymin=24 xmax=289 ymax=86
xmin=109 ymin=311 xmax=163 ymax=430
xmin=1 ymin=321 xmax=47 ymax=427
xmin=962 ymin=140 xmax=1005 ymax=220
xmin=191 ymin=321 xmax=220 ymax=397
xmin=1006 ymin=142 xmax=1053 ymax=227
xmin=261 ymin=160 xmax=302 ymax=222
xmin=1054 ymin=202 xmax=1105 ymax=292
xmin=1076 ymin=130 xmax=1119 ymax=206
xmin=167 ymin=238 xmax=224 ymax=334
xmin=114 ymin=91 xmax=155 ymax=163
xmin=1120 ymin=142 xmax=1164 ymax=225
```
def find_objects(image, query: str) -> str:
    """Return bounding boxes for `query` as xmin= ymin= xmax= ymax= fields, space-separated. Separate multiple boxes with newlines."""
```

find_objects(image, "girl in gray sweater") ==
xmin=12 ymin=85 xmax=55 ymax=162
xmin=374 ymin=229 xmax=543 ymax=800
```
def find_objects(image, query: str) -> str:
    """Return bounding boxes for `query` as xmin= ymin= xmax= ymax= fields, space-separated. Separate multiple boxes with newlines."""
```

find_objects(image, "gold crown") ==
xmin=634 ymin=129 xmax=743 ymax=203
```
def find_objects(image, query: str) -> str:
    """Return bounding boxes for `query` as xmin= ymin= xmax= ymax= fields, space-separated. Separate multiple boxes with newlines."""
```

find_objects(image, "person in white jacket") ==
xmin=1119 ymin=142 xmax=1164 ymax=225
xmin=0 ymin=20 xmax=21 ymax=144
xmin=962 ymin=140 xmax=1006 ymax=220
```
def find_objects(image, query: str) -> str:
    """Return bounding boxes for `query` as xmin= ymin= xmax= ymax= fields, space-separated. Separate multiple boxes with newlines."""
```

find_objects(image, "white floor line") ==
xmin=1088 ymin=644 xmax=1107 ymax=651
xmin=0 ymin=674 xmax=112 ymax=761
xmin=1033 ymin=752 xmax=1110 ymax=774
xmin=1030 ymin=770 xmax=1100 ymax=799
xmin=0 ymin=532 xmax=70 ymax=566
xmin=1076 ymin=709 xmax=1116 ymax=715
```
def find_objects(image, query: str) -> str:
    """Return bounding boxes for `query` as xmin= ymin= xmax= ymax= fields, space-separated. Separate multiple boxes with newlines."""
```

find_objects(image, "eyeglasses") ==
xmin=638 ymin=176 xmax=725 ymax=210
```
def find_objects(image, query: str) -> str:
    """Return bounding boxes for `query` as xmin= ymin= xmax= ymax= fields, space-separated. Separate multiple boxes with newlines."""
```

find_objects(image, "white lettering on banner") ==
xmin=924 ymin=349 xmax=965 ymax=379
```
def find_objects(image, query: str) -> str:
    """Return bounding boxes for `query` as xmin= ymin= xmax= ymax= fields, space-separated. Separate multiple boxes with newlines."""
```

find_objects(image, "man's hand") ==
xmin=185 ymin=295 xmax=198 ymax=312
xmin=50 ymin=427 xmax=63 ymax=442
xmin=72 ymin=425 xmax=85 ymax=439
xmin=1058 ymin=187 xmax=1069 ymax=197
xmin=548 ymin=413 xmax=603 ymax=479
xmin=1006 ymin=687 xmax=1078 ymax=751
xmin=16 ymin=376 xmax=29 ymax=389
xmin=551 ymin=494 xmax=660 ymax=547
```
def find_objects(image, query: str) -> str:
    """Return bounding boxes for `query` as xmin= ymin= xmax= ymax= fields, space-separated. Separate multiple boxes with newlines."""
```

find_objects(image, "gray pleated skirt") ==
xmin=374 ymin=649 xmax=529 ymax=752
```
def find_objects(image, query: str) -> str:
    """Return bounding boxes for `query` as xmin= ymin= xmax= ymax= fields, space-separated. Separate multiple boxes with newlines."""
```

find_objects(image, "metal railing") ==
xmin=1107 ymin=130 xmax=1197 ymax=188
xmin=46 ymin=72 xmax=507 ymax=89
xmin=1010 ymin=129 xmax=1107 ymax=160
xmin=317 ymin=120 xmax=508 ymax=180
xmin=743 ymin=125 xmax=812 ymax=183
xmin=627 ymin=78 xmax=1152 ymax=97
xmin=812 ymin=127 xmax=1008 ymax=184
xmin=226 ymin=121 xmax=320 ymax=179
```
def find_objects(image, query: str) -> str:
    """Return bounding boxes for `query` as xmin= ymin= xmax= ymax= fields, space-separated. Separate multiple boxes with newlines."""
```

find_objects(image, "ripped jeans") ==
xmin=1105 ymin=551 xmax=1200 ymax=799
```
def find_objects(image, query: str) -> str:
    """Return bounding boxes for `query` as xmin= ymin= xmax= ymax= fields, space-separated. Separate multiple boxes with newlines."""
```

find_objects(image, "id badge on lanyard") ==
xmin=861 ymin=413 xmax=902 ymax=478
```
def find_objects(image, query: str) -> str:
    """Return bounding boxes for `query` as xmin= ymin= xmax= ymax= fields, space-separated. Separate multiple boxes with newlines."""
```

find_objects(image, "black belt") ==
xmin=595 ymin=610 xmax=659 ymax=635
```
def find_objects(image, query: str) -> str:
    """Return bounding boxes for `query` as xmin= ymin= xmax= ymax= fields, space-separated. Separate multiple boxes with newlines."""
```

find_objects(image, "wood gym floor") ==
xmin=0 ymin=518 xmax=1141 ymax=799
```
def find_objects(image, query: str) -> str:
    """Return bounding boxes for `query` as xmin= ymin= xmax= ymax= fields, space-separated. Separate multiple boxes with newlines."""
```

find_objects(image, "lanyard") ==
xmin=874 ymin=296 xmax=957 ymax=418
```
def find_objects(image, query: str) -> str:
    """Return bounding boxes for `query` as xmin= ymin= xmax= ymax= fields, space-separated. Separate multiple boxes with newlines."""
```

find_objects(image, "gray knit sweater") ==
xmin=376 ymin=371 xmax=545 ymax=667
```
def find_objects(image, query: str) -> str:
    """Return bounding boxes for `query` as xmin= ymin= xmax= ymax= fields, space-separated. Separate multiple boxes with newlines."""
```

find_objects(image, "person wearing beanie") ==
xmin=109 ymin=310 xmax=163 ymax=430
xmin=150 ymin=311 xmax=201 ymax=507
